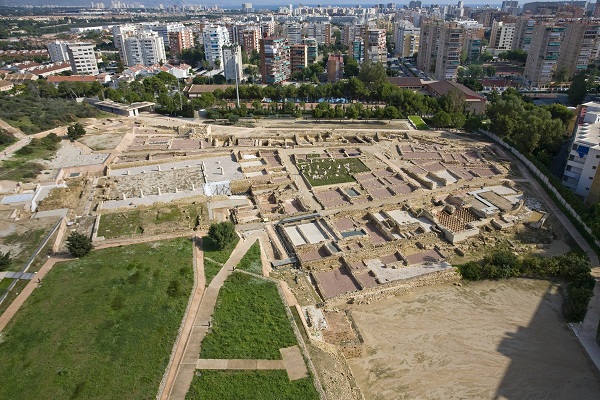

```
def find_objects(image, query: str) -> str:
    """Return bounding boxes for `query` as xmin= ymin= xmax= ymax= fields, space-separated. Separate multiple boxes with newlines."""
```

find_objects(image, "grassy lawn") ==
xmin=297 ymin=156 xmax=369 ymax=187
xmin=0 ymin=279 xmax=28 ymax=316
xmin=203 ymin=235 xmax=240 ymax=264
xmin=98 ymin=203 xmax=207 ymax=238
xmin=200 ymin=272 xmax=296 ymax=359
xmin=237 ymin=240 xmax=262 ymax=275
xmin=204 ymin=259 xmax=223 ymax=286
xmin=408 ymin=115 xmax=430 ymax=130
xmin=186 ymin=370 xmax=319 ymax=400
xmin=0 ymin=278 xmax=15 ymax=296
xmin=0 ymin=238 xmax=193 ymax=400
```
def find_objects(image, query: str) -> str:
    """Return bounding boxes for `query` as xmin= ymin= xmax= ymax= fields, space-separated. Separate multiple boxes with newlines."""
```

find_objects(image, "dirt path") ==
xmin=347 ymin=279 xmax=600 ymax=400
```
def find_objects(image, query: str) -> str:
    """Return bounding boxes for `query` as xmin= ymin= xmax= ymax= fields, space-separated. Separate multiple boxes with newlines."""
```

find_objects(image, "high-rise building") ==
xmin=501 ymin=0 xmax=519 ymax=14
xmin=168 ymin=28 xmax=195 ymax=59
xmin=47 ymin=41 xmax=70 ymax=63
xmin=242 ymin=2 xmax=253 ymax=13
xmin=283 ymin=22 xmax=303 ymax=45
xmin=203 ymin=25 xmax=230 ymax=67
xmin=364 ymin=28 xmax=387 ymax=63
xmin=557 ymin=20 xmax=600 ymax=80
xmin=222 ymin=45 xmax=243 ymax=82
xmin=302 ymin=38 xmax=318 ymax=64
xmin=261 ymin=21 xmax=275 ymax=38
xmin=148 ymin=22 xmax=185 ymax=44
xmin=327 ymin=53 xmax=344 ymax=82
xmin=489 ymin=21 xmax=516 ymax=54
xmin=259 ymin=37 xmax=291 ymax=84
xmin=113 ymin=24 xmax=139 ymax=62
xmin=350 ymin=38 xmax=364 ymax=63
xmin=67 ymin=42 xmax=99 ymax=75
xmin=308 ymin=22 xmax=331 ymax=46
xmin=417 ymin=20 xmax=464 ymax=80
xmin=523 ymin=24 xmax=565 ymax=87
xmin=242 ymin=28 xmax=261 ymax=53
xmin=394 ymin=20 xmax=419 ymax=57
xmin=123 ymin=30 xmax=166 ymax=67
xmin=408 ymin=0 xmax=422 ymax=8
xmin=290 ymin=44 xmax=308 ymax=75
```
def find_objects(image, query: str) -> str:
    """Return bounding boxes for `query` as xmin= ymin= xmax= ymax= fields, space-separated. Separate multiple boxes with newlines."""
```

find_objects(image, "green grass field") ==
xmin=0 ymin=238 xmax=193 ymax=400
xmin=98 ymin=203 xmax=207 ymax=238
xmin=204 ymin=259 xmax=223 ymax=286
xmin=236 ymin=240 xmax=262 ymax=274
xmin=186 ymin=370 xmax=319 ymax=400
xmin=408 ymin=115 xmax=430 ymax=130
xmin=0 ymin=277 xmax=15 ymax=296
xmin=297 ymin=156 xmax=369 ymax=187
xmin=203 ymin=235 xmax=240 ymax=264
xmin=200 ymin=272 xmax=297 ymax=360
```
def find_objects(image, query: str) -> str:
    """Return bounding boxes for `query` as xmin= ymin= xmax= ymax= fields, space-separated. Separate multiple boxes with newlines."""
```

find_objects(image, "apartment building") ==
xmin=327 ymin=53 xmax=344 ymax=82
xmin=222 ymin=45 xmax=243 ymax=82
xmin=168 ymin=28 xmax=195 ymax=58
xmin=122 ymin=30 xmax=166 ymax=67
xmin=47 ymin=41 xmax=70 ymax=63
xmin=556 ymin=20 xmax=600 ymax=79
xmin=308 ymin=22 xmax=331 ymax=46
xmin=523 ymin=24 xmax=565 ymax=87
xmin=66 ymin=42 xmax=99 ymax=75
xmin=203 ymin=25 xmax=230 ymax=67
xmin=394 ymin=20 xmax=419 ymax=58
xmin=283 ymin=22 xmax=303 ymax=45
xmin=563 ymin=102 xmax=600 ymax=205
xmin=242 ymin=27 xmax=261 ymax=53
xmin=260 ymin=37 xmax=291 ymax=84
xmin=489 ymin=20 xmax=516 ymax=54
xmin=364 ymin=28 xmax=387 ymax=63
xmin=290 ymin=44 xmax=308 ymax=75
xmin=417 ymin=20 xmax=464 ymax=80
xmin=302 ymin=38 xmax=318 ymax=63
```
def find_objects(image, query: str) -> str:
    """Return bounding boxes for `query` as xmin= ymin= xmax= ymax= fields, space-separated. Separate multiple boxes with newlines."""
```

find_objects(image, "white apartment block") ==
xmin=146 ymin=22 xmax=185 ymax=44
xmin=307 ymin=22 xmax=331 ymax=46
xmin=489 ymin=21 xmax=516 ymax=54
xmin=67 ymin=42 xmax=99 ymax=75
xmin=283 ymin=23 xmax=304 ymax=45
xmin=562 ymin=102 xmax=600 ymax=204
xmin=222 ymin=45 xmax=243 ymax=82
xmin=203 ymin=25 xmax=230 ymax=67
xmin=47 ymin=41 xmax=70 ymax=63
xmin=113 ymin=24 xmax=140 ymax=62
xmin=123 ymin=30 xmax=166 ymax=67
xmin=394 ymin=20 xmax=420 ymax=57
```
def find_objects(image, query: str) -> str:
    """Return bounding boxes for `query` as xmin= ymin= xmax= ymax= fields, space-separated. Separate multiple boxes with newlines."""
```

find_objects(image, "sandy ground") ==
xmin=347 ymin=279 xmax=600 ymax=400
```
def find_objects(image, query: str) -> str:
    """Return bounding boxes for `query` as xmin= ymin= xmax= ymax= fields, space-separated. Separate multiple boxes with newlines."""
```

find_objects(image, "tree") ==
xmin=66 ymin=231 xmax=93 ymax=258
xmin=0 ymin=251 xmax=11 ymax=272
xmin=357 ymin=60 xmax=387 ymax=88
xmin=568 ymin=72 xmax=588 ymax=106
xmin=552 ymin=66 xmax=569 ymax=83
xmin=207 ymin=222 xmax=237 ymax=250
xmin=431 ymin=111 xmax=452 ymax=128
xmin=485 ymin=65 xmax=496 ymax=77
xmin=67 ymin=122 xmax=86 ymax=141
xmin=228 ymin=113 xmax=240 ymax=124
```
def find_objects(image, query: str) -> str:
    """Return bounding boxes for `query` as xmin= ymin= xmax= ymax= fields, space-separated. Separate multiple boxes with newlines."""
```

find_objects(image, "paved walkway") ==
xmin=166 ymin=233 xmax=261 ymax=400
xmin=516 ymin=163 xmax=600 ymax=371
xmin=196 ymin=345 xmax=308 ymax=381
xmin=0 ymin=254 xmax=72 ymax=332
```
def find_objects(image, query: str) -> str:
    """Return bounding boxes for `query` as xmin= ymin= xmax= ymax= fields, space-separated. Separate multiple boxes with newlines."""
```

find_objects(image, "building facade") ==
xmin=418 ymin=20 xmax=464 ymax=80
xmin=47 ymin=41 xmax=70 ymax=63
xmin=222 ymin=45 xmax=243 ymax=82
xmin=260 ymin=37 xmax=291 ymax=84
xmin=203 ymin=25 xmax=230 ymax=67
xmin=66 ymin=42 xmax=99 ymax=75
xmin=523 ymin=24 xmax=565 ymax=87
xmin=327 ymin=53 xmax=344 ymax=82
xmin=168 ymin=28 xmax=195 ymax=59
xmin=290 ymin=44 xmax=308 ymax=75
xmin=123 ymin=30 xmax=166 ymax=67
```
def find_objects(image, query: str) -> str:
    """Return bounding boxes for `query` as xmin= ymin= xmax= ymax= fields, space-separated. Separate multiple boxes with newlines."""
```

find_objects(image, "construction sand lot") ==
xmin=347 ymin=279 xmax=600 ymax=400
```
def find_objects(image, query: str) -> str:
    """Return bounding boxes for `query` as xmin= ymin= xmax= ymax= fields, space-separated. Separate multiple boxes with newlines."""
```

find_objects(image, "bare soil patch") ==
xmin=347 ymin=279 xmax=600 ymax=399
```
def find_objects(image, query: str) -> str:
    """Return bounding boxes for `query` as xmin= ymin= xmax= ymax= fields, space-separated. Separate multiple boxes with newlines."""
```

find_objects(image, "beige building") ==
xmin=417 ymin=20 xmax=464 ymax=80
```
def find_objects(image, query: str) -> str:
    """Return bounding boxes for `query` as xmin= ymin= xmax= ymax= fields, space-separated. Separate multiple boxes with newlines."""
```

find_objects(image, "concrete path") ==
xmin=0 ymin=272 xmax=35 ymax=280
xmin=195 ymin=345 xmax=308 ymax=381
xmin=158 ymin=236 xmax=205 ymax=400
xmin=0 ymin=254 xmax=72 ymax=332
xmin=516 ymin=163 xmax=600 ymax=371
xmin=166 ymin=233 xmax=261 ymax=400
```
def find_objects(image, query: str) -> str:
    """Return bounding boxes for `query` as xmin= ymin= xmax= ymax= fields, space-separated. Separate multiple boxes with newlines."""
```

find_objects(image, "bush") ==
xmin=67 ymin=122 xmax=86 ymax=141
xmin=0 ymin=251 xmax=11 ymax=272
xmin=207 ymin=222 xmax=237 ymax=251
xmin=66 ymin=231 xmax=93 ymax=258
